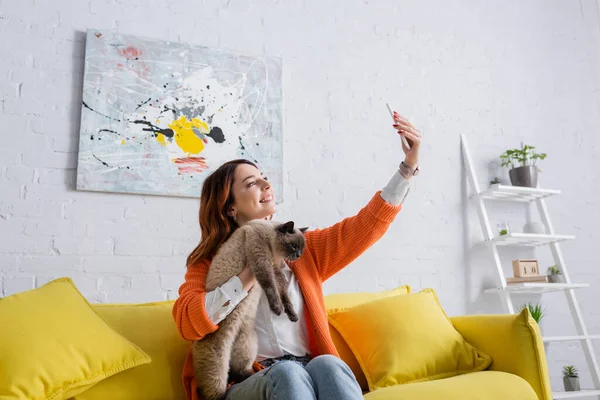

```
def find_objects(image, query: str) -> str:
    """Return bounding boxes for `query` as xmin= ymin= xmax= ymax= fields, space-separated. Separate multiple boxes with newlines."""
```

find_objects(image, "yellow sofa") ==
xmin=69 ymin=292 xmax=552 ymax=400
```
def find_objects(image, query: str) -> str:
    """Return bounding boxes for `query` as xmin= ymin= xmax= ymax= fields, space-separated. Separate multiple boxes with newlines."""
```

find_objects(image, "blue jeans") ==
xmin=225 ymin=355 xmax=363 ymax=400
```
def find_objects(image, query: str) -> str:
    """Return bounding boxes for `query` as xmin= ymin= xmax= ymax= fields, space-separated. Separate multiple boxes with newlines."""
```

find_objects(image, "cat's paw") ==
xmin=285 ymin=309 xmax=299 ymax=322
xmin=269 ymin=302 xmax=283 ymax=315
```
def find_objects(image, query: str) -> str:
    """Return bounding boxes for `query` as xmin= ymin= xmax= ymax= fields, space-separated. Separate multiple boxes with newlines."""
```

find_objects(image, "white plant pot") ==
xmin=523 ymin=222 xmax=547 ymax=234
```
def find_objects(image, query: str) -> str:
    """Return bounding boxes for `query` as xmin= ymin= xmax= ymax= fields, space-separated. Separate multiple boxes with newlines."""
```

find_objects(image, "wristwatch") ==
xmin=399 ymin=161 xmax=419 ymax=177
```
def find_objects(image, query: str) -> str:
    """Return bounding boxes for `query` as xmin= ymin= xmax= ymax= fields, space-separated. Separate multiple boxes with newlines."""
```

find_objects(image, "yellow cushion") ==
xmin=72 ymin=301 xmax=190 ymax=400
xmin=324 ymin=285 xmax=411 ymax=391
xmin=328 ymin=288 xmax=492 ymax=391
xmin=0 ymin=278 xmax=151 ymax=400
xmin=324 ymin=285 xmax=411 ymax=310
xmin=363 ymin=371 xmax=538 ymax=400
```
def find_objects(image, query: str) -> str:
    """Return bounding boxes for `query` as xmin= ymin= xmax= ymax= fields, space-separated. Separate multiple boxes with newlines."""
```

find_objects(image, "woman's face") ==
xmin=228 ymin=163 xmax=276 ymax=225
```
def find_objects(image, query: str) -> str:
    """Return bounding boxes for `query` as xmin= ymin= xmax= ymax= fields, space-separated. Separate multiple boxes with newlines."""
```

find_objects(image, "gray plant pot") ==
xmin=548 ymin=274 xmax=562 ymax=283
xmin=563 ymin=376 xmax=580 ymax=392
xmin=509 ymin=165 xmax=538 ymax=187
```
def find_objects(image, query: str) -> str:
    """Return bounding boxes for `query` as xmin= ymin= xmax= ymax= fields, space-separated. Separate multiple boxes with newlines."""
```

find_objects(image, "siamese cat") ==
xmin=192 ymin=220 xmax=307 ymax=400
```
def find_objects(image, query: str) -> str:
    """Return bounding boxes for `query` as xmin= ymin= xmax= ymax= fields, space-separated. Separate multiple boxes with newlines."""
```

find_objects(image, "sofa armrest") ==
xmin=450 ymin=309 xmax=552 ymax=400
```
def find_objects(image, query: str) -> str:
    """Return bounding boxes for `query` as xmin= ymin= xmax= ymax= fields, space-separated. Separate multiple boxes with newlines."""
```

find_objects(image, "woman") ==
xmin=173 ymin=111 xmax=422 ymax=400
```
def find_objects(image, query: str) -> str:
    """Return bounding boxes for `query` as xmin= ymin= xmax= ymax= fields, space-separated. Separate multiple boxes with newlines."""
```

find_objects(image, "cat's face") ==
xmin=275 ymin=221 xmax=307 ymax=261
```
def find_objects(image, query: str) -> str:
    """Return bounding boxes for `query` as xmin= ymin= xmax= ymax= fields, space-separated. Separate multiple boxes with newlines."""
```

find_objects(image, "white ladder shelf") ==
xmin=461 ymin=135 xmax=600 ymax=400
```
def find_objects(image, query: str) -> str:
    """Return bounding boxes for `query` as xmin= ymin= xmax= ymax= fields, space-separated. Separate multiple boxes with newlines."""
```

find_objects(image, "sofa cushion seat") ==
xmin=363 ymin=371 xmax=538 ymax=400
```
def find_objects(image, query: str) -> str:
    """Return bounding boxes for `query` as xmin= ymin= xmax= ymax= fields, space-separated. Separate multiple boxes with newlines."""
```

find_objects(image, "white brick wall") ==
xmin=1 ymin=0 xmax=600 ymax=391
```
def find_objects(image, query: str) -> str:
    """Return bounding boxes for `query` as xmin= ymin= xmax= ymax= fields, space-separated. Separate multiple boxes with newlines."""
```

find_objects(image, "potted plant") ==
xmin=499 ymin=143 xmax=547 ymax=187
xmin=490 ymin=177 xmax=501 ymax=185
xmin=521 ymin=302 xmax=545 ymax=324
xmin=497 ymin=222 xmax=510 ymax=236
xmin=563 ymin=365 xmax=580 ymax=392
xmin=547 ymin=265 xmax=563 ymax=283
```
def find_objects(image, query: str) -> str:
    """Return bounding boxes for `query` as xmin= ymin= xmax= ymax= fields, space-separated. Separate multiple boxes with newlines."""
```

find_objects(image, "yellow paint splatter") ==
xmin=168 ymin=116 xmax=207 ymax=155
xmin=121 ymin=139 xmax=125 ymax=145
xmin=191 ymin=118 xmax=210 ymax=134
xmin=156 ymin=133 xmax=166 ymax=146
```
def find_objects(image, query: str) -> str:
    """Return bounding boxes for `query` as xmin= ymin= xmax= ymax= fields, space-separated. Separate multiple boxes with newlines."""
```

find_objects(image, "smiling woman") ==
xmin=173 ymin=111 xmax=422 ymax=400
xmin=226 ymin=163 xmax=276 ymax=226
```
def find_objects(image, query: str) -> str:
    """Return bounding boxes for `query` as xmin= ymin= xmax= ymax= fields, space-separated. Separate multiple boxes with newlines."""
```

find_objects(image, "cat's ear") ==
xmin=299 ymin=227 xmax=309 ymax=235
xmin=278 ymin=221 xmax=295 ymax=234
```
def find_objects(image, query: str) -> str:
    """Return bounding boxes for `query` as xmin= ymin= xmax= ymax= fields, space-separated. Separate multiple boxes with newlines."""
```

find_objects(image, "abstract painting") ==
xmin=76 ymin=29 xmax=283 ymax=201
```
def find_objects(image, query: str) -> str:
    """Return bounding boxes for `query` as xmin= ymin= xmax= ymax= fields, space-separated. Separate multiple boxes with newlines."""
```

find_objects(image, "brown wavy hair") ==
xmin=186 ymin=159 xmax=257 ymax=268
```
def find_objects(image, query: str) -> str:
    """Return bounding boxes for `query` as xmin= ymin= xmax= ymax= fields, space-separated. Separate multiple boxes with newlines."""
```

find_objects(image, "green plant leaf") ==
xmin=563 ymin=365 xmax=578 ymax=378
xmin=520 ymin=302 xmax=546 ymax=323
xmin=547 ymin=265 xmax=562 ymax=275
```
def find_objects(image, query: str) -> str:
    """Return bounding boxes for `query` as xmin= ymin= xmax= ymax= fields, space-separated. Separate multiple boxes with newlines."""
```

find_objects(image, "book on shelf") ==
xmin=507 ymin=276 xmax=548 ymax=284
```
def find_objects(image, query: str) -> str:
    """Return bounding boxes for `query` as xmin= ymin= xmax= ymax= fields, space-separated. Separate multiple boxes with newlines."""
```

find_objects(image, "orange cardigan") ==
xmin=172 ymin=191 xmax=402 ymax=400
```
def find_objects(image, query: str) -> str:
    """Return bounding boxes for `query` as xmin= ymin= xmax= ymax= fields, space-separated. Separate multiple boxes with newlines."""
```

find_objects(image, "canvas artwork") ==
xmin=76 ymin=29 xmax=283 ymax=201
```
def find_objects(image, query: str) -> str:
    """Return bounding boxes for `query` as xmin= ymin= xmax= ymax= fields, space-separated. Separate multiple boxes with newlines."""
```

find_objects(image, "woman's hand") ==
xmin=392 ymin=112 xmax=422 ymax=169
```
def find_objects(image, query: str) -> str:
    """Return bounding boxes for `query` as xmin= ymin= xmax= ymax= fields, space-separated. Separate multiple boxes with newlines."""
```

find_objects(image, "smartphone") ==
xmin=386 ymin=103 xmax=411 ymax=150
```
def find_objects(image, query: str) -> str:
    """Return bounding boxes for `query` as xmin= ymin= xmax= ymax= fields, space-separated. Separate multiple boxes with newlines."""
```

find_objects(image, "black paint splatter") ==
xmin=132 ymin=120 xmax=174 ymax=138
xmin=82 ymin=101 xmax=121 ymax=122
xmin=238 ymin=136 xmax=245 ymax=150
xmin=93 ymin=154 xmax=110 ymax=167
xmin=98 ymin=128 xmax=119 ymax=135
xmin=207 ymin=127 xmax=225 ymax=143
xmin=134 ymin=97 xmax=152 ymax=111
xmin=162 ymin=104 xmax=177 ymax=118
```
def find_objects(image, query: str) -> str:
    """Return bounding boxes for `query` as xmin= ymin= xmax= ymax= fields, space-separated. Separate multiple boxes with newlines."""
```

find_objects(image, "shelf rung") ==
xmin=487 ymin=232 xmax=575 ymax=247
xmin=478 ymin=184 xmax=561 ymax=202
xmin=553 ymin=389 xmax=600 ymax=399
xmin=485 ymin=282 xmax=589 ymax=294
xmin=544 ymin=335 xmax=600 ymax=342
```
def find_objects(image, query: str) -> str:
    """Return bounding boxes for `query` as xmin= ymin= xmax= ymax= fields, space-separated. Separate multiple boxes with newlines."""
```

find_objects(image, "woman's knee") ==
xmin=266 ymin=360 xmax=313 ymax=385
xmin=305 ymin=355 xmax=362 ymax=399
xmin=263 ymin=361 xmax=315 ymax=399
xmin=305 ymin=354 xmax=351 ymax=376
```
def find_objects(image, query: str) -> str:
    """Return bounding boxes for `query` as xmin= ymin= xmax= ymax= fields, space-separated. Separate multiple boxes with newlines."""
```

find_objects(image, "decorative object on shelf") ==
xmin=523 ymin=205 xmax=547 ymax=234
xmin=520 ymin=302 xmax=545 ymax=324
xmin=562 ymin=365 xmax=580 ymax=392
xmin=508 ymin=258 xmax=546 ymax=285
xmin=490 ymin=177 xmax=501 ymax=185
xmin=523 ymin=222 xmax=547 ymax=234
xmin=499 ymin=143 xmax=547 ymax=188
xmin=497 ymin=222 xmax=510 ymax=236
xmin=76 ymin=29 xmax=284 ymax=200
xmin=512 ymin=259 xmax=539 ymax=277
xmin=506 ymin=276 xmax=547 ymax=284
xmin=547 ymin=265 xmax=563 ymax=283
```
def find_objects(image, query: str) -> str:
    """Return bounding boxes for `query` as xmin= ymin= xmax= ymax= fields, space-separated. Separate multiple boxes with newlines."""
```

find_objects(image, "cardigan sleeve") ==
xmin=172 ymin=260 xmax=220 ymax=341
xmin=301 ymin=191 xmax=402 ymax=282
